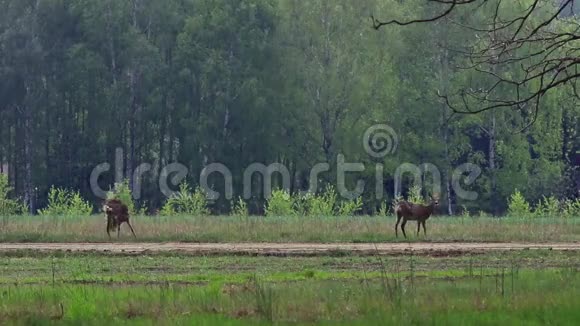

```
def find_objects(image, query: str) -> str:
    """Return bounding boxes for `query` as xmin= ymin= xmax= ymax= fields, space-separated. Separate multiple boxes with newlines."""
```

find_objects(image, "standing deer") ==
xmin=102 ymin=199 xmax=136 ymax=239
xmin=394 ymin=194 xmax=439 ymax=238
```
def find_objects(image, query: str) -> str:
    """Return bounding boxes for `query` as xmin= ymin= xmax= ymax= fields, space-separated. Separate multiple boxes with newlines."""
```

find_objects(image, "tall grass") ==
xmin=0 ymin=215 xmax=579 ymax=243
xmin=1 ymin=249 xmax=578 ymax=324
xmin=0 ymin=268 xmax=578 ymax=324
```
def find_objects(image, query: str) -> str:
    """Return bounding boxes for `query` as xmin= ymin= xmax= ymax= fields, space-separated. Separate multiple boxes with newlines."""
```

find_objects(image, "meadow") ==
xmin=1 ymin=215 xmax=579 ymax=324
xmin=1 ymin=214 xmax=579 ymax=243
xmin=0 ymin=250 xmax=579 ymax=325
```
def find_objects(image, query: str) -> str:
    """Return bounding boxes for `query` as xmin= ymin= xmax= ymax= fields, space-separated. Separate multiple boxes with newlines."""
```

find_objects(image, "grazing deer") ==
xmin=102 ymin=199 xmax=136 ymax=239
xmin=394 ymin=194 xmax=439 ymax=238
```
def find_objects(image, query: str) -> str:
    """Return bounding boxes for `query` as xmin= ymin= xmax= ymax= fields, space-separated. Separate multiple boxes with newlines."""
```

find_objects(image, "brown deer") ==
xmin=394 ymin=194 xmax=439 ymax=238
xmin=102 ymin=199 xmax=136 ymax=239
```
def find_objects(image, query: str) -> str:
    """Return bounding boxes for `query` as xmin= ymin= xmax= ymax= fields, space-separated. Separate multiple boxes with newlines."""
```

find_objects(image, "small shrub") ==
xmin=106 ymin=179 xmax=136 ymax=215
xmin=391 ymin=194 xmax=404 ymax=213
xmin=292 ymin=192 xmax=312 ymax=216
xmin=338 ymin=196 xmax=363 ymax=216
xmin=378 ymin=202 xmax=389 ymax=216
xmin=408 ymin=184 xmax=425 ymax=205
xmin=308 ymin=185 xmax=337 ymax=216
xmin=561 ymin=198 xmax=580 ymax=218
xmin=39 ymin=186 xmax=93 ymax=216
xmin=478 ymin=210 xmax=491 ymax=218
xmin=160 ymin=182 xmax=210 ymax=216
xmin=231 ymin=197 xmax=249 ymax=216
xmin=507 ymin=189 xmax=531 ymax=218
xmin=0 ymin=174 xmax=27 ymax=215
xmin=534 ymin=196 xmax=560 ymax=218
xmin=265 ymin=189 xmax=295 ymax=216
xmin=461 ymin=205 xmax=471 ymax=218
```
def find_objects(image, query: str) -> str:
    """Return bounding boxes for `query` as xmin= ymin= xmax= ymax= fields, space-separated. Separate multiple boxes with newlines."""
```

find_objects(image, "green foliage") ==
xmin=264 ymin=189 xmax=295 ymax=217
xmin=160 ymin=183 xmax=210 ymax=216
xmin=106 ymin=180 xmax=136 ymax=215
xmin=0 ymin=174 xmax=27 ymax=215
xmin=38 ymin=186 xmax=93 ymax=217
xmin=561 ymin=199 xmax=580 ymax=218
xmin=307 ymin=185 xmax=337 ymax=217
xmin=391 ymin=194 xmax=404 ymax=213
xmin=408 ymin=185 xmax=425 ymax=205
xmin=0 ymin=0 xmax=577 ymax=217
xmin=338 ymin=196 xmax=363 ymax=216
xmin=292 ymin=192 xmax=311 ymax=216
xmin=231 ymin=197 xmax=249 ymax=217
xmin=507 ymin=189 xmax=531 ymax=218
xmin=461 ymin=205 xmax=471 ymax=219
xmin=534 ymin=196 xmax=560 ymax=218
xmin=378 ymin=202 xmax=389 ymax=217
xmin=478 ymin=210 xmax=492 ymax=218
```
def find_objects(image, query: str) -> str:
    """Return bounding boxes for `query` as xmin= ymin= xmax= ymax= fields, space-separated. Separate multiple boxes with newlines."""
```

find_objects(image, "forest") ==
xmin=0 ymin=0 xmax=578 ymax=215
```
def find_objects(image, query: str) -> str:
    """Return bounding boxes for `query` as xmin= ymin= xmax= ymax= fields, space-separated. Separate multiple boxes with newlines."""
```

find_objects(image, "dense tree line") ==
xmin=0 ymin=0 xmax=578 ymax=215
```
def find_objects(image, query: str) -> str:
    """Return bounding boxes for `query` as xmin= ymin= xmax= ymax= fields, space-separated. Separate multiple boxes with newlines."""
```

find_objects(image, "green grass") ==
xmin=1 ymin=215 xmax=579 ymax=243
xmin=0 ymin=251 xmax=579 ymax=324
xmin=2 ymin=215 xmax=579 ymax=324
xmin=1 ymin=250 xmax=576 ymax=285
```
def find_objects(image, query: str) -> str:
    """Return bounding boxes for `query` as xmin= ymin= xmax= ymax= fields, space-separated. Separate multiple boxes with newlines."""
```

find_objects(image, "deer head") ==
xmin=430 ymin=193 xmax=440 ymax=207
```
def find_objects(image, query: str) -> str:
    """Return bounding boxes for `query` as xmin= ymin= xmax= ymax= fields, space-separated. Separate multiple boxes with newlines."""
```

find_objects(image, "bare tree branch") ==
xmin=373 ymin=0 xmax=580 ymax=120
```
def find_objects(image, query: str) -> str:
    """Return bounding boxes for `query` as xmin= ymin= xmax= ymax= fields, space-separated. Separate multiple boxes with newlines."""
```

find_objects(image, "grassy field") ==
xmin=2 ymin=215 xmax=579 ymax=324
xmin=1 ymin=215 xmax=579 ymax=243
xmin=0 ymin=250 xmax=579 ymax=324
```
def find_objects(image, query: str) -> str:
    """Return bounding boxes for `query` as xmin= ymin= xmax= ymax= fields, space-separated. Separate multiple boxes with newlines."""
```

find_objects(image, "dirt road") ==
xmin=1 ymin=242 xmax=579 ymax=256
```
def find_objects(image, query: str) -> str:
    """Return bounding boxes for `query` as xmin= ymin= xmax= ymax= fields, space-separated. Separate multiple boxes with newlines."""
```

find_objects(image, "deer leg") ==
xmin=395 ymin=214 xmax=402 ymax=238
xmin=106 ymin=217 xmax=111 ymax=239
xmin=126 ymin=220 xmax=136 ymax=238
xmin=117 ymin=223 xmax=121 ymax=238
xmin=417 ymin=221 xmax=421 ymax=236
xmin=422 ymin=221 xmax=427 ymax=236
xmin=401 ymin=220 xmax=407 ymax=239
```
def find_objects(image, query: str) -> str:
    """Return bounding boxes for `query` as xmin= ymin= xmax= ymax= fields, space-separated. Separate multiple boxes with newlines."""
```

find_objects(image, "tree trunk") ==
xmin=126 ymin=69 xmax=136 ymax=189
xmin=445 ymin=128 xmax=453 ymax=215
xmin=45 ymin=106 xmax=50 ymax=184
xmin=21 ymin=104 xmax=34 ymax=214
xmin=439 ymin=42 xmax=453 ymax=215
xmin=106 ymin=1 xmax=117 ymax=86
xmin=488 ymin=33 xmax=499 ymax=216
xmin=125 ymin=0 xmax=140 ymax=190
xmin=489 ymin=109 xmax=497 ymax=215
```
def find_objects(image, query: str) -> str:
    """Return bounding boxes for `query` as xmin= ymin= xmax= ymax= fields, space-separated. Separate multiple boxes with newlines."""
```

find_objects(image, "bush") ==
xmin=461 ymin=205 xmax=471 ymax=218
xmin=292 ymin=192 xmax=312 ymax=216
xmin=378 ymin=202 xmax=389 ymax=216
xmin=0 ymin=174 xmax=27 ymax=215
xmin=561 ymin=198 xmax=580 ymax=218
xmin=478 ymin=210 xmax=492 ymax=218
xmin=507 ymin=189 xmax=531 ymax=217
xmin=307 ymin=185 xmax=337 ymax=216
xmin=408 ymin=184 xmax=425 ymax=205
xmin=534 ymin=195 xmax=560 ymax=218
xmin=106 ymin=179 xmax=136 ymax=215
xmin=160 ymin=182 xmax=210 ymax=216
xmin=391 ymin=194 xmax=404 ymax=213
xmin=265 ymin=189 xmax=295 ymax=216
xmin=231 ymin=197 xmax=249 ymax=217
xmin=38 ymin=186 xmax=93 ymax=216
xmin=338 ymin=196 xmax=363 ymax=216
